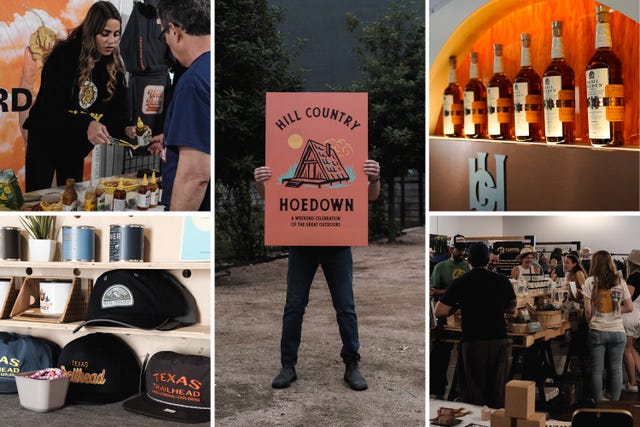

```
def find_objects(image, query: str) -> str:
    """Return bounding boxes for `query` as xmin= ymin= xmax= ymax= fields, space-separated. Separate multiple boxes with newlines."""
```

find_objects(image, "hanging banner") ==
xmin=0 ymin=1 xmax=94 ymax=190
xmin=264 ymin=92 xmax=368 ymax=246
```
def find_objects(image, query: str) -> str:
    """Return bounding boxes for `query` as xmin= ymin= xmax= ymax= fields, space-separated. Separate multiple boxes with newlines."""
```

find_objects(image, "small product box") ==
xmin=490 ymin=408 xmax=513 ymax=427
xmin=505 ymin=380 xmax=536 ymax=419
xmin=14 ymin=369 xmax=70 ymax=412
xmin=516 ymin=412 xmax=546 ymax=427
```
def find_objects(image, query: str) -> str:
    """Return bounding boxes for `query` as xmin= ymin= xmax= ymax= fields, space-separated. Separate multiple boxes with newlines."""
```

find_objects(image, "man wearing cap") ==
xmin=429 ymin=234 xmax=469 ymax=400
xmin=254 ymin=160 xmax=381 ymax=391
xmin=435 ymin=242 xmax=517 ymax=408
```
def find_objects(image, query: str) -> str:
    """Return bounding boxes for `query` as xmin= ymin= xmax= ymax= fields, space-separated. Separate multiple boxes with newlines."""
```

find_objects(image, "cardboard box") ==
xmin=516 ymin=412 xmax=545 ymax=427
xmin=490 ymin=408 xmax=514 ymax=427
xmin=505 ymin=380 xmax=536 ymax=419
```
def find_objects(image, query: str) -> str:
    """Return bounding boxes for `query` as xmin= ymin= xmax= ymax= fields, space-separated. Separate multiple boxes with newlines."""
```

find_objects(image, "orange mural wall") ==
xmin=431 ymin=0 xmax=639 ymax=146
xmin=0 ymin=0 xmax=94 ymax=190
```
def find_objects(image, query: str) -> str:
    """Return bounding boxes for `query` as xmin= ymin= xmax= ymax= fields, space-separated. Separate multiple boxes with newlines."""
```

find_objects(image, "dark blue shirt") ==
xmin=161 ymin=51 xmax=211 ymax=210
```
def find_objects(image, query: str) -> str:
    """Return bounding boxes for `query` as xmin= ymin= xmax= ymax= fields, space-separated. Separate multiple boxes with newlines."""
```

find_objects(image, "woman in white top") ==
xmin=582 ymin=250 xmax=633 ymax=404
xmin=510 ymin=247 xmax=541 ymax=281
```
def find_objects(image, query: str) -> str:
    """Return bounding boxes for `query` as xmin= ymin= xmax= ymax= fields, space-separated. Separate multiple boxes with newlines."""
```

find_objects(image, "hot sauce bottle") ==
xmin=149 ymin=171 xmax=159 ymax=208
xmin=61 ymin=178 xmax=78 ymax=211
xmin=112 ymin=178 xmax=127 ymax=211
xmin=136 ymin=174 xmax=150 ymax=211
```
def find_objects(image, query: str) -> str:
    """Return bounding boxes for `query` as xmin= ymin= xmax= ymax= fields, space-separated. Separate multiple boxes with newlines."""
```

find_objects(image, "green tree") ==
xmin=215 ymin=0 xmax=303 ymax=262
xmin=346 ymin=1 xmax=425 ymax=242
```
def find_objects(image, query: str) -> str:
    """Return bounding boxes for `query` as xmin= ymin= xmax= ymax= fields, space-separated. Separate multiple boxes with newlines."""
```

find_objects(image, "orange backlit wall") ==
xmin=431 ymin=0 xmax=639 ymax=145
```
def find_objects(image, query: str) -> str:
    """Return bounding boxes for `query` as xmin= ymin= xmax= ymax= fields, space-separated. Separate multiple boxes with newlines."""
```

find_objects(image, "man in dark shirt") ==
xmin=435 ymin=242 xmax=516 ymax=408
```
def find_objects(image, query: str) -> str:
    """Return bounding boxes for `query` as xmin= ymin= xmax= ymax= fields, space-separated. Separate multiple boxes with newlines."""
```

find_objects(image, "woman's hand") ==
xmin=254 ymin=166 xmax=272 ymax=183
xmin=87 ymin=121 xmax=111 ymax=145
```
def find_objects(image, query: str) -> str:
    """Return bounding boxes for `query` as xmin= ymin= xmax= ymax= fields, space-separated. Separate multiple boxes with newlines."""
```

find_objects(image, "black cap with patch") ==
xmin=58 ymin=333 xmax=140 ymax=404
xmin=73 ymin=270 xmax=197 ymax=333
xmin=123 ymin=351 xmax=210 ymax=424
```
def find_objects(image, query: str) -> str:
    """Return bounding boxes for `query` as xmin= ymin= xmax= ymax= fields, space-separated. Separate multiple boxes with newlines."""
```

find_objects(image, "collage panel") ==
xmin=0 ymin=0 xmax=213 ymax=425
xmin=0 ymin=213 xmax=211 ymax=424
xmin=429 ymin=0 xmax=639 ymax=211
xmin=429 ymin=215 xmax=640 ymax=425
xmin=215 ymin=0 xmax=426 ymax=425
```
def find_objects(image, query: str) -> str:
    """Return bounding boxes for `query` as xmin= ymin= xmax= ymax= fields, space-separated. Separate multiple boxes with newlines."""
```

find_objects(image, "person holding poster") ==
xmin=22 ymin=1 xmax=133 ymax=192
xmin=254 ymin=159 xmax=380 ymax=391
xmin=147 ymin=0 xmax=211 ymax=211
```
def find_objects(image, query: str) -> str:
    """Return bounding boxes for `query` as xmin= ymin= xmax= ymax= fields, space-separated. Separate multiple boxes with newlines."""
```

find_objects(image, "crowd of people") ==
xmin=429 ymin=235 xmax=640 ymax=409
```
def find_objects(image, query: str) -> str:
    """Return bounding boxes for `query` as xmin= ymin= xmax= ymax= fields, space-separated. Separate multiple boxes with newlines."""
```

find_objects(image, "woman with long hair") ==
xmin=582 ymin=250 xmax=633 ymax=404
xmin=622 ymin=250 xmax=640 ymax=392
xmin=564 ymin=253 xmax=587 ymax=300
xmin=23 ymin=1 xmax=136 ymax=192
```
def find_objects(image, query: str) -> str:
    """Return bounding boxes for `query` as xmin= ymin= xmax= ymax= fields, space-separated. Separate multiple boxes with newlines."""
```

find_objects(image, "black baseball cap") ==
xmin=123 ymin=351 xmax=210 ymax=424
xmin=58 ymin=333 xmax=140 ymax=404
xmin=0 ymin=333 xmax=60 ymax=393
xmin=449 ymin=234 xmax=466 ymax=249
xmin=74 ymin=270 xmax=197 ymax=333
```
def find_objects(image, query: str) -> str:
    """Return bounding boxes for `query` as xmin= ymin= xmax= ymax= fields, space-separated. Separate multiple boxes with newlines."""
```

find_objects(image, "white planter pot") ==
xmin=28 ymin=239 xmax=56 ymax=262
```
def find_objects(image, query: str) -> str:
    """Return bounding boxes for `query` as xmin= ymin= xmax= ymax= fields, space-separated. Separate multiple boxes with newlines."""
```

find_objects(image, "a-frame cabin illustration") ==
xmin=282 ymin=139 xmax=351 ymax=188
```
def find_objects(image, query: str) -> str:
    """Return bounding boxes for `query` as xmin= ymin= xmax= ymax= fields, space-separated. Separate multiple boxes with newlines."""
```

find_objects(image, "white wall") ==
xmin=430 ymin=215 xmax=640 ymax=255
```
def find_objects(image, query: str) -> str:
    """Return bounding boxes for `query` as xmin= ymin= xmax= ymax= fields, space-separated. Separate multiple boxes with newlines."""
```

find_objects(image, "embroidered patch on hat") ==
xmin=101 ymin=284 xmax=134 ymax=308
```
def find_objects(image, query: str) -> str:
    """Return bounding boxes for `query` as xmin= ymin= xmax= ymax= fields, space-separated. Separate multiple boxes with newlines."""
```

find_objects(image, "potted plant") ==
xmin=19 ymin=215 xmax=57 ymax=262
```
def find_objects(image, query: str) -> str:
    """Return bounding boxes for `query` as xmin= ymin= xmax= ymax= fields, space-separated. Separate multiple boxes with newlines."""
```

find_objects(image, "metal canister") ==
xmin=61 ymin=226 xmax=95 ymax=261
xmin=0 ymin=227 xmax=21 ymax=261
xmin=109 ymin=224 xmax=144 ymax=262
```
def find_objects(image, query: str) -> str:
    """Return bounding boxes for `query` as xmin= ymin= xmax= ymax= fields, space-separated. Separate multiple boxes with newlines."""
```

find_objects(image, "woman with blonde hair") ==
xmin=23 ymin=1 xmax=136 ymax=191
xmin=582 ymin=250 xmax=633 ymax=404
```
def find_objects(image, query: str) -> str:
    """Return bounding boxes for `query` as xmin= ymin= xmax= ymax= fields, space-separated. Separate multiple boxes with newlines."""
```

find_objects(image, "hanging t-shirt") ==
xmin=582 ymin=276 xmax=631 ymax=332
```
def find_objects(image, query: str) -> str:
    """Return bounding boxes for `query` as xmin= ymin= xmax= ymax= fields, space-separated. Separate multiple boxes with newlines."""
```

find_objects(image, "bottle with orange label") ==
xmin=463 ymin=52 xmax=487 ymax=139
xmin=586 ymin=5 xmax=624 ymax=146
xmin=513 ymin=34 xmax=543 ymax=142
xmin=443 ymin=55 xmax=464 ymax=137
xmin=543 ymin=21 xmax=575 ymax=144
xmin=487 ymin=43 xmax=513 ymax=140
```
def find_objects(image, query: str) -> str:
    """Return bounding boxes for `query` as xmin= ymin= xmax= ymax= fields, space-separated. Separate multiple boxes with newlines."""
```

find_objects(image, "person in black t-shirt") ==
xmin=435 ymin=242 xmax=516 ymax=408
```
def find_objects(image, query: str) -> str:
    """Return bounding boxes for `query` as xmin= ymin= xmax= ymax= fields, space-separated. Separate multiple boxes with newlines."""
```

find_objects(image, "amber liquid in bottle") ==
xmin=463 ymin=52 xmax=487 ymax=139
xmin=543 ymin=21 xmax=575 ymax=144
xmin=61 ymin=178 xmax=78 ymax=211
xmin=112 ymin=178 xmax=127 ymax=211
xmin=586 ymin=5 xmax=624 ymax=146
xmin=487 ymin=44 xmax=513 ymax=139
xmin=514 ymin=34 xmax=543 ymax=141
xmin=136 ymin=173 xmax=150 ymax=211
xmin=443 ymin=56 xmax=464 ymax=137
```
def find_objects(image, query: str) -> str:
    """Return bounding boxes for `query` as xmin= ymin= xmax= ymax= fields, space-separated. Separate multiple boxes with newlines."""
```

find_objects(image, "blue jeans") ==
xmin=588 ymin=329 xmax=626 ymax=403
xmin=280 ymin=246 xmax=359 ymax=367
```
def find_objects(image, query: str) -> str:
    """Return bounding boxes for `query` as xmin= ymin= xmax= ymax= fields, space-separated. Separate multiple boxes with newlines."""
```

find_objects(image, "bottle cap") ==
xmin=150 ymin=171 xmax=157 ymax=183
xmin=448 ymin=55 xmax=456 ymax=67
xmin=141 ymin=173 xmax=148 ymax=186
xmin=136 ymin=117 xmax=144 ymax=128
xmin=493 ymin=44 xmax=503 ymax=56
xmin=470 ymin=52 xmax=478 ymax=62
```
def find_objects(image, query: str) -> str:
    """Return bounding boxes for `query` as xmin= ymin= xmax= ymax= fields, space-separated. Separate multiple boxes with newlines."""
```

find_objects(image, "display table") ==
xmin=22 ymin=174 xmax=164 ymax=211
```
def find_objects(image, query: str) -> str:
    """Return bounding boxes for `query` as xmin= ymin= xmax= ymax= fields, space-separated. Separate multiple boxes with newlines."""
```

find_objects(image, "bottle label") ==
xmin=525 ymin=95 xmax=543 ymax=123
xmin=61 ymin=201 xmax=77 ymax=212
xmin=595 ymin=22 xmax=612 ymax=49
xmin=112 ymin=198 xmax=126 ymax=211
xmin=463 ymin=91 xmax=475 ymax=135
xmin=487 ymin=87 xmax=511 ymax=134
xmin=136 ymin=191 xmax=150 ymax=209
xmin=605 ymin=84 xmax=624 ymax=122
xmin=150 ymin=189 xmax=159 ymax=207
xmin=443 ymin=94 xmax=454 ymax=135
xmin=97 ymin=194 xmax=106 ymax=211
xmin=586 ymin=68 xmax=610 ymax=139
xmin=543 ymin=76 xmax=574 ymax=137
xmin=514 ymin=82 xmax=530 ymax=136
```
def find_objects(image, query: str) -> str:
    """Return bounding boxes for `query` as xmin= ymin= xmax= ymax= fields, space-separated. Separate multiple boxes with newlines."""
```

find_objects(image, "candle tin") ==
xmin=109 ymin=225 xmax=144 ymax=262
xmin=61 ymin=226 xmax=95 ymax=262
xmin=0 ymin=227 xmax=21 ymax=261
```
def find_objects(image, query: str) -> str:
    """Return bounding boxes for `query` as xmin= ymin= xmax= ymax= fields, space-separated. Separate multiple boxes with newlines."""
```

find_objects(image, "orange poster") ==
xmin=265 ymin=92 xmax=368 ymax=246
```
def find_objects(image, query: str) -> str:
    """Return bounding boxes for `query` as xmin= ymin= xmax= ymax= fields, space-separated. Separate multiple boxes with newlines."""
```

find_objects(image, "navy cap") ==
xmin=0 ymin=332 xmax=60 ymax=393
xmin=123 ymin=351 xmax=210 ymax=423
xmin=58 ymin=333 xmax=140 ymax=404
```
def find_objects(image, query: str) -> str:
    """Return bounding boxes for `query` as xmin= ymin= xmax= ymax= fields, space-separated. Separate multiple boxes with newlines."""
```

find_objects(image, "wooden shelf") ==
xmin=431 ymin=135 xmax=640 ymax=152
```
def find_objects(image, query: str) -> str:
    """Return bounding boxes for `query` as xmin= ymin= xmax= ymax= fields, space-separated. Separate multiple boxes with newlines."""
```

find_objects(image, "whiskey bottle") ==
xmin=443 ymin=55 xmax=464 ymax=137
xmin=514 ymin=34 xmax=543 ymax=141
xmin=487 ymin=44 xmax=513 ymax=139
xmin=543 ymin=21 xmax=575 ymax=144
xmin=586 ymin=5 xmax=624 ymax=146
xmin=463 ymin=52 xmax=487 ymax=138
